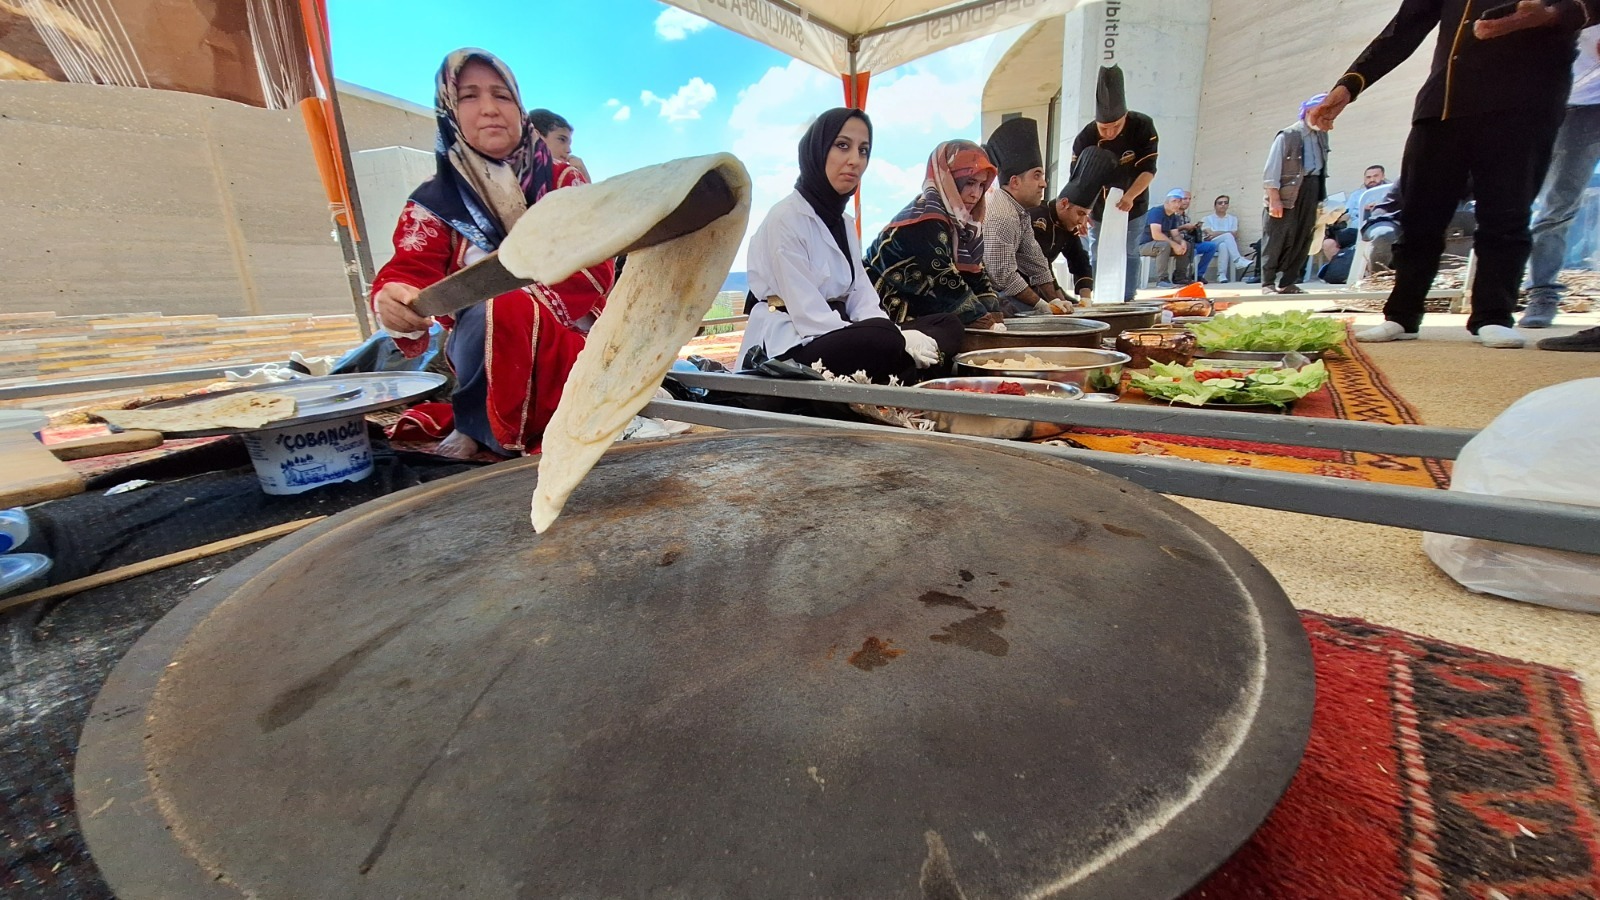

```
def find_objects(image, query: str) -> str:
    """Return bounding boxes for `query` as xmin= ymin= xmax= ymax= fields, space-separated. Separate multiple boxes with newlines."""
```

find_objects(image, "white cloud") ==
xmin=605 ymin=98 xmax=621 ymax=108
xmin=612 ymin=105 xmax=632 ymax=122
xmin=655 ymin=8 xmax=710 ymax=41
xmin=641 ymin=77 xmax=717 ymax=122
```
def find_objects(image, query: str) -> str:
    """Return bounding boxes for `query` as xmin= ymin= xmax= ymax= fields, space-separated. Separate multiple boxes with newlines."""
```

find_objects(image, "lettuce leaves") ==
xmin=1130 ymin=361 xmax=1329 ymax=407
xmin=1187 ymin=311 xmax=1348 ymax=352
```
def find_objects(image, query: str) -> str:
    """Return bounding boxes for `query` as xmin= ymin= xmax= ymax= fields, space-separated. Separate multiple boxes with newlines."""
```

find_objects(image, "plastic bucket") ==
xmin=240 ymin=414 xmax=373 ymax=495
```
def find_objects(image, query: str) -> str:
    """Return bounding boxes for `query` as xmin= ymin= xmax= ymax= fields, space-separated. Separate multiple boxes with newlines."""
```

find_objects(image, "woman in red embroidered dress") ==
xmin=372 ymin=49 xmax=613 ymax=458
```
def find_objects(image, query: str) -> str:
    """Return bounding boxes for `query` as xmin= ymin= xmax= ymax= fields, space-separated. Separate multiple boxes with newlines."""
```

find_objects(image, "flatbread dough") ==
xmin=496 ymin=154 xmax=750 ymax=532
xmin=99 ymin=392 xmax=297 ymax=433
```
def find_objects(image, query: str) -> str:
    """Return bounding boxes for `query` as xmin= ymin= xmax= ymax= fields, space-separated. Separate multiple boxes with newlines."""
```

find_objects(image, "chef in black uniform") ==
xmin=1070 ymin=65 xmax=1160 ymax=302
xmin=1028 ymin=146 xmax=1121 ymax=301
xmin=1314 ymin=0 xmax=1600 ymax=349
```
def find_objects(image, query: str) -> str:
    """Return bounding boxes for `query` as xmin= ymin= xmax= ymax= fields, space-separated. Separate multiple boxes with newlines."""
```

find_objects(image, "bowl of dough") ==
xmin=954 ymin=347 xmax=1131 ymax=394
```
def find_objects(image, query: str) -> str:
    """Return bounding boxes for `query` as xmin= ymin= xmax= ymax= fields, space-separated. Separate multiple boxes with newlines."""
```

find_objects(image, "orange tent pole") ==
xmin=842 ymin=71 xmax=871 ymax=239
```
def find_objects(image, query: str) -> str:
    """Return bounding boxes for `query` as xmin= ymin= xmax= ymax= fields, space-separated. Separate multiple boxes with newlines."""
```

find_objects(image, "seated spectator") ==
xmin=1318 ymin=225 xmax=1358 ymax=283
xmin=1346 ymin=165 xmax=1390 ymax=230
xmin=1139 ymin=189 xmax=1216 ymax=287
xmin=1201 ymin=195 xmax=1247 ymax=283
xmin=1176 ymin=191 xmax=1220 ymax=282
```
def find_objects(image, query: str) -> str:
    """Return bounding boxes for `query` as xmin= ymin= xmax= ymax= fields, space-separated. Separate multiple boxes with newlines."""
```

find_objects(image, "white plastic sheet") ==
xmin=1421 ymin=378 xmax=1600 ymax=613
xmin=1094 ymin=188 xmax=1128 ymax=304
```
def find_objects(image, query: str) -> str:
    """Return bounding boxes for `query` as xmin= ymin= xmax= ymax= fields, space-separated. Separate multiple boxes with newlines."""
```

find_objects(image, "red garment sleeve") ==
xmin=370 ymin=202 xmax=454 ymax=358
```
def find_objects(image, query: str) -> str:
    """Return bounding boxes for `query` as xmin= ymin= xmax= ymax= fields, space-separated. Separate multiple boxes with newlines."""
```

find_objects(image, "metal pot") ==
xmin=954 ymin=346 xmax=1131 ymax=394
xmin=903 ymin=376 xmax=1083 ymax=440
xmin=1071 ymin=303 xmax=1164 ymax=334
xmin=960 ymin=316 xmax=1109 ymax=354
xmin=1116 ymin=327 xmax=1198 ymax=368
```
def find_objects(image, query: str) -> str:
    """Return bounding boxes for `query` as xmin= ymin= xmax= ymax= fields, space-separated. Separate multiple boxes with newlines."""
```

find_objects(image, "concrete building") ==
xmin=0 ymin=79 xmax=431 ymax=319
xmin=981 ymin=0 xmax=1433 ymax=253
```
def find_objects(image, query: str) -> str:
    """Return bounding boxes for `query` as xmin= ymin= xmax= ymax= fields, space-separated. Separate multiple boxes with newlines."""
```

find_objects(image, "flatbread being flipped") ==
xmin=99 ymin=392 xmax=298 ymax=433
xmin=491 ymin=154 xmax=750 ymax=532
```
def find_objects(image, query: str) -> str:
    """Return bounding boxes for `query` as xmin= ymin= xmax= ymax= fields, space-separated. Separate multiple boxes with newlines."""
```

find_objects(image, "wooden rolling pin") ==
xmin=47 ymin=430 xmax=163 ymax=461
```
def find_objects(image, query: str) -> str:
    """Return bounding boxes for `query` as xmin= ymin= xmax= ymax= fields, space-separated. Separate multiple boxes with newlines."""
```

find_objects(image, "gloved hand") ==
xmin=1031 ymin=299 xmax=1054 ymax=316
xmin=902 ymin=328 xmax=941 ymax=368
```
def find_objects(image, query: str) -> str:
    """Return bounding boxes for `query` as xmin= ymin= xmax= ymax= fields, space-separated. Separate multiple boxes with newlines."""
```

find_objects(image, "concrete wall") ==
xmin=1191 ymin=0 xmax=1430 ymax=246
xmin=0 ymin=81 xmax=432 ymax=319
xmin=1058 ymin=0 xmax=1213 ymax=205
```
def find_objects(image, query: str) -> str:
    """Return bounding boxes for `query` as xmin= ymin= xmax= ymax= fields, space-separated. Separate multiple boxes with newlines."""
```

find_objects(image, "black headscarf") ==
xmin=796 ymin=107 xmax=872 ymax=266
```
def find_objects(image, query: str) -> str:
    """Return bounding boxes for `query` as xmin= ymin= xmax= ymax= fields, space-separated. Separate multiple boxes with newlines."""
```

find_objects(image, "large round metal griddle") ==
xmin=77 ymin=429 xmax=1313 ymax=900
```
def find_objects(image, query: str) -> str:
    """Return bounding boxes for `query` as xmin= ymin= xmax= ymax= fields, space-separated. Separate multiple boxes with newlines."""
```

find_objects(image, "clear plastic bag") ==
xmin=1421 ymin=377 xmax=1600 ymax=613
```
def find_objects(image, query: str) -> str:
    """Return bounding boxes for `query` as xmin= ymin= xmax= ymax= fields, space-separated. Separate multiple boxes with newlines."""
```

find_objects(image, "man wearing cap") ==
xmin=1071 ymin=64 xmax=1159 ymax=302
xmin=1313 ymin=0 xmax=1600 ymax=350
xmin=982 ymin=117 xmax=1071 ymax=316
xmin=1259 ymin=95 xmax=1332 ymax=295
xmin=1029 ymin=146 xmax=1121 ymax=300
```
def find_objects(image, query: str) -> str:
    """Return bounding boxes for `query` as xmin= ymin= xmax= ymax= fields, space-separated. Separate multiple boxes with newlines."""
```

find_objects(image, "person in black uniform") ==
xmin=1312 ymin=0 xmax=1600 ymax=349
xmin=1029 ymin=147 xmax=1121 ymax=301
xmin=1071 ymin=65 xmax=1159 ymax=302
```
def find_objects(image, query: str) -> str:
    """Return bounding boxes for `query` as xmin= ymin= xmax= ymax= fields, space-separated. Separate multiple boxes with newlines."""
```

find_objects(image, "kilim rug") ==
xmin=1061 ymin=332 xmax=1453 ymax=489
xmin=679 ymin=327 xmax=1453 ymax=489
xmin=1188 ymin=613 xmax=1600 ymax=899
xmin=4 ymin=611 xmax=1595 ymax=897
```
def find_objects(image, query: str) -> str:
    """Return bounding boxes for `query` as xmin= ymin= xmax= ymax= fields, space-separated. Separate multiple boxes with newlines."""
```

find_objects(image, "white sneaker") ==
xmin=1354 ymin=321 xmax=1418 ymax=343
xmin=1476 ymin=324 xmax=1525 ymax=349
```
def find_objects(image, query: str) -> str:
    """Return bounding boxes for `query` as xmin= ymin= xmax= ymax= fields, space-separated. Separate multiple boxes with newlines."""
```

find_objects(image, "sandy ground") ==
xmin=1161 ymin=302 xmax=1600 ymax=721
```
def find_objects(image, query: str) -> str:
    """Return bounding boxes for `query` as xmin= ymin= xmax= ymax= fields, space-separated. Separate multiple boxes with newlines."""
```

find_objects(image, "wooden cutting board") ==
xmin=0 ymin=438 xmax=87 ymax=507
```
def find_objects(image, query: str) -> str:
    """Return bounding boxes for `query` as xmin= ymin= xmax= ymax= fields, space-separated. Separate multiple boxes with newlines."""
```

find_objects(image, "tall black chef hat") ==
xmin=1059 ymin=146 xmax=1118 ymax=208
xmin=1095 ymin=65 xmax=1128 ymax=123
xmin=983 ymin=116 xmax=1043 ymax=184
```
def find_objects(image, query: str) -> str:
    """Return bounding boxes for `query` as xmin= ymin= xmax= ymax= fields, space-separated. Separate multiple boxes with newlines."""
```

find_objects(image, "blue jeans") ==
xmin=1196 ymin=241 xmax=1219 ymax=280
xmin=1526 ymin=104 xmax=1600 ymax=296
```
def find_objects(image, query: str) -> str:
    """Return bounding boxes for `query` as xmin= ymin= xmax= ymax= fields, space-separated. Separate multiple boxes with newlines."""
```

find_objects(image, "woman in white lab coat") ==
xmin=736 ymin=108 xmax=956 ymax=382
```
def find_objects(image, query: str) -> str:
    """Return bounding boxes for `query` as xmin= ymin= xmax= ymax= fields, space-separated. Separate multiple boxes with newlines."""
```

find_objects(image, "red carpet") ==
xmin=1190 ymin=613 xmax=1600 ymax=899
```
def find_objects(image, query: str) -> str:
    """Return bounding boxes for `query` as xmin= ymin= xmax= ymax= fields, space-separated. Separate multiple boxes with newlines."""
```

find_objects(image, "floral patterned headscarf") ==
xmin=884 ymin=140 xmax=997 ymax=272
xmin=410 ymin=48 xmax=553 ymax=252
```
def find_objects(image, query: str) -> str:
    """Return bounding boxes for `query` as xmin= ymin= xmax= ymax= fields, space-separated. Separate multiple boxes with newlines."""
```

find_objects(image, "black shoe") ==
xmin=1537 ymin=326 xmax=1600 ymax=352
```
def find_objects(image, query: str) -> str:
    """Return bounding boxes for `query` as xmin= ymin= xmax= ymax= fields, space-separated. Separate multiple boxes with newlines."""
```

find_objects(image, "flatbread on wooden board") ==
xmin=98 ymin=392 xmax=298 ymax=433
xmin=500 ymin=153 xmax=751 ymax=533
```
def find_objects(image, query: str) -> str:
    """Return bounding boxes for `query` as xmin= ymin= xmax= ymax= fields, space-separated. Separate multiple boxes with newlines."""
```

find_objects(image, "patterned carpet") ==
xmin=681 ymin=327 xmax=1453 ymax=490
xmin=1063 ymin=334 xmax=1453 ymax=489
xmin=1188 ymin=613 xmax=1600 ymax=899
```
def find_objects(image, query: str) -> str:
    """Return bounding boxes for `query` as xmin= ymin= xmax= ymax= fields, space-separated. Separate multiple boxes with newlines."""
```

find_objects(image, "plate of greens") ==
xmin=1130 ymin=360 xmax=1329 ymax=409
xmin=1186 ymin=310 xmax=1347 ymax=354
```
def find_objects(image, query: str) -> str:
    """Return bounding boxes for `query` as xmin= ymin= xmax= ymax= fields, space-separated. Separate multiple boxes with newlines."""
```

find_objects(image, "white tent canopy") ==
xmin=662 ymin=0 xmax=1078 ymax=78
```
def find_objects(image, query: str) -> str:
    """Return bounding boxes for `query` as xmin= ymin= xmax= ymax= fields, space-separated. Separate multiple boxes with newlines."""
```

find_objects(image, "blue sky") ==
xmin=326 ymin=0 xmax=1002 ymax=267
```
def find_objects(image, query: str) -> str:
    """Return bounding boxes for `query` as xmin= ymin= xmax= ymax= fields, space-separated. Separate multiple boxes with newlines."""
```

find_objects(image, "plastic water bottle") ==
xmin=0 ymin=508 xmax=28 ymax=553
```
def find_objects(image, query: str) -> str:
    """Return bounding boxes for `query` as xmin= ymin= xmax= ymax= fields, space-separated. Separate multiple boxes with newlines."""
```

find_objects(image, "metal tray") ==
xmin=105 ymin=372 xmax=447 ymax=438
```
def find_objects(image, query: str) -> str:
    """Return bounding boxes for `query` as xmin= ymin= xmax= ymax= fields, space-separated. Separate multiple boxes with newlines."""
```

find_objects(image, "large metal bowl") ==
xmin=1071 ymin=303 xmax=1164 ymax=334
xmin=902 ymin=376 xmax=1082 ymax=440
xmin=955 ymin=346 xmax=1131 ymax=394
xmin=960 ymin=316 xmax=1110 ymax=353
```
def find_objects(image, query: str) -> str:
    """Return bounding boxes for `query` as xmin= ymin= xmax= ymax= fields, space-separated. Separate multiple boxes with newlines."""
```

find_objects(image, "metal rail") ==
xmin=642 ymin=399 xmax=1600 ymax=556
xmin=666 ymin=371 xmax=1478 ymax=459
xmin=0 ymin=366 xmax=245 ymax=402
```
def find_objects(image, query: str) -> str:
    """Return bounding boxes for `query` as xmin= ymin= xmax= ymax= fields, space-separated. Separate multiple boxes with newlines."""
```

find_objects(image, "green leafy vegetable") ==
xmin=1186 ymin=310 xmax=1348 ymax=352
xmin=1130 ymin=361 xmax=1329 ymax=407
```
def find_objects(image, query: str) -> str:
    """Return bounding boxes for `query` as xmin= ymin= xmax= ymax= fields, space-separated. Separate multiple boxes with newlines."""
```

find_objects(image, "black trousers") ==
xmin=1260 ymin=175 xmax=1324 ymax=289
xmin=779 ymin=314 xmax=965 ymax=383
xmin=1384 ymin=109 xmax=1563 ymax=333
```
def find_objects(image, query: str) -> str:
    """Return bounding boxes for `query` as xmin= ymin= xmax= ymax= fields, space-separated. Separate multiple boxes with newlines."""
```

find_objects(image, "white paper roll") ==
xmin=1096 ymin=187 xmax=1129 ymax=304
